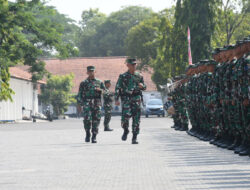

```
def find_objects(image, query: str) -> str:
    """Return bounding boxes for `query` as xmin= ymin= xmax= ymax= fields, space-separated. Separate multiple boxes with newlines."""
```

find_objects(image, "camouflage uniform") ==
xmin=184 ymin=38 xmax=250 ymax=155
xmin=172 ymin=82 xmax=188 ymax=131
xmin=115 ymin=71 xmax=146 ymax=135
xmin=77 ymin=66 xmax=106 ymax=142
xmin=103 ymin=80 xmax=114 ymax=131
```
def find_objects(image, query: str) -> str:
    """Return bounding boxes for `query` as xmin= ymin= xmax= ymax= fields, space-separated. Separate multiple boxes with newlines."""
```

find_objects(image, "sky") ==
xmin=46 ymin=0 xmax=175 ymax=22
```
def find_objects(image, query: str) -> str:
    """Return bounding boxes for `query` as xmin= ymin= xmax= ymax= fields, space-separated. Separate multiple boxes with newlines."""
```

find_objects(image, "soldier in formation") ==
xmin=170 ymin=76 xmax=189 ymax=131
xmin=169 ymin=36 xmax=250 ymax=156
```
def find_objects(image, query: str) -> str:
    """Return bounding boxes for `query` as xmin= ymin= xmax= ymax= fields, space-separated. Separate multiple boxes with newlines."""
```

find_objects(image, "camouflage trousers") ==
xmin=104 ymin=108 xmax=112 ymax=128
xmin=121 ymin=98 xmax=141 ymax=134
xmin=82 ymin=99 xmax=102 ymax=134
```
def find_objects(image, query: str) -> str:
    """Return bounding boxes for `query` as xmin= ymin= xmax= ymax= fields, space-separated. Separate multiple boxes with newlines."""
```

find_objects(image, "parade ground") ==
xmin=1 ymin=117 xmax=250 ymax=190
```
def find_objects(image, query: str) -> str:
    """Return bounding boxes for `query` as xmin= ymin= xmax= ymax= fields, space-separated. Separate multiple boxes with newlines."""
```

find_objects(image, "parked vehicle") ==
xmin=145 ymin=99 xmax=165 ymax=118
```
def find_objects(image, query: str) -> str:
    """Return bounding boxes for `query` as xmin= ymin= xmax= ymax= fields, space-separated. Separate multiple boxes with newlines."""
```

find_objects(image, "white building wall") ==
xmin=0 ymin=78 xmax=38 ymax=121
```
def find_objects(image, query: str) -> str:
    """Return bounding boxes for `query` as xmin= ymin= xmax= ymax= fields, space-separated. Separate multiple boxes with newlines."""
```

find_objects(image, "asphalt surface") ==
xmin=0 ymin=116 xmax=250 ymax=190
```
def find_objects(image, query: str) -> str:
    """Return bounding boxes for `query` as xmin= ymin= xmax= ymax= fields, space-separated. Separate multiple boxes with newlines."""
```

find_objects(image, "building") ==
xmin=19 ymin=57 xmax=160 ymax=115
xmin=0 ymin=67 xmax=45 ymax=121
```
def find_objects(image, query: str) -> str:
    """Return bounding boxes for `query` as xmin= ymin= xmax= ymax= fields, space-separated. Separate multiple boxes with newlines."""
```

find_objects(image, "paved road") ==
xmin=0 ymin=117 xmax=250 ymax=190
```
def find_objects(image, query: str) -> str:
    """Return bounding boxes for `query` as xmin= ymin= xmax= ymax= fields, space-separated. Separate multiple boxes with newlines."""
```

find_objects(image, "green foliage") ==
xmin=126 ymin=14 xmax=161 ymax=70
xmin=233 ymin=12 xmax=250 ymax=41
xmin=39 ymin=73 xmax=75 ymax=116
xmin=151 ymin=5 xmax=188 ymax=87
xmin=77 ymin=6 xmax=153 ymax=56
xmin=0 ymin=0 xmax=78 ymax=102
xmin=152 ymin=0 xmax=218 ymax=87
xmin=77 ymin=9 xmax=107 ymax=57
xmin=181 ymin=0 xmax=217 ymax=63
xmin=80 ymin=8 xmax=106 ymax=33
xmin=36 ymin=5 xmax=80 ymax=57
xmin=212 ymin=0 xmax=250 ymax=47
xmin=170 ymin=0 xmax=188 ymax=76
xmin=0 ymin=66 xmax=14 ymax=101
xmin=151 ymin=14 xmax=173 ymax=88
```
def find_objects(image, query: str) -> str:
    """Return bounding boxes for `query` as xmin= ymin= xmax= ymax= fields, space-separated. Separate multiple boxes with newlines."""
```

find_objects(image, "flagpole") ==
xmin=188 ymin=27 xmax=193 ymax=65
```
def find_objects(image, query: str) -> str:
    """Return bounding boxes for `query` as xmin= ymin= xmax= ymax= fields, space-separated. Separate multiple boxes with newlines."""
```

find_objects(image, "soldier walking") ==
xmin=115 ymin=58 xmax=146 ymax=144
xmin=103 ymin=80 xmax=114 ymax=131
xmin=77 ymin=66 xmax=106 ymax=143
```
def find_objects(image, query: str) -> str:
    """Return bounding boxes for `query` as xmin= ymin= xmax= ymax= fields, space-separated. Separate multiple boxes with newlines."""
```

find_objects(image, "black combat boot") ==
xmin=211 ymin=135 xmax=222 ymax=145
xmin=239 ymin=147 xmax=250 ymax=156
xmin=104 ymin=126 xmax=113 ymax=131
xmin=132 ymin=134 xmax=139 ymax=144
xmin=210 ymin=133 xmax=221 ymax=144
xmin=228 ymin=136 xmax=241 ymax=150
xmin=234 ymin=140 xmax=247 ymax=154
xmin=238 ymin=140 xmax=250 ymax=156
xmin=175 ymin=125 xmax=182 ymax=131
xmin=187 ymin=127 xmax=195 ymax=136
xmin=192 ymin=128 xmax=200 ymax=138
xmin=220 ymin=135 xmax=234 ymax=149
xmin=179 ymin=124 xmax=188 ymax=131
xmin=122 ymin=129 xmax=129 ymax=141
xmin=91 ymin=133 xmax=97 ymax=143
xmin=199 ymin=130 xmax=209 ymax=141
xmin=205 ymin=131 xmax=215 ymax=141
xmin=85 ymin=129 xmax=91 ymax=142
xmin=216 ymin=136 xmax=226 ymax=147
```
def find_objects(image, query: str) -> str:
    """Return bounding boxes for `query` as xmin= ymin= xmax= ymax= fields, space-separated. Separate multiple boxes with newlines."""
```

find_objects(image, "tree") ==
xmin=80 ymin=8 xmax=106 ymax=33
xmin=37 ymin=5 xmax=80 ymax=57
xmin=39 ymin=73 xmax=75 ymax=116
xmin=126 ymin=14 xmax=161 ymax=70
xmin=212 ymin=0 xmax=250 ymax=47
xmin=171 ymin=0 xmax=188 ymax=76
xmin=0 ymin=66 xmax=14 ymax=101
xmin=232 ymin=12 xmax=250 ymax=41
xmin=77 ymin=6 xmax=153 ymax=57
xmin=181 ymin=0 xmax=217 ymax=62
xmin=77 ymin=9 xmax=107 ymax=57
xmin=151 ymin=5 xmax=188 ymax=87
xmin=0 ymin=0 xmax=77 ymax=101
xmin=151 ymin=14 xmax=173 ymax=88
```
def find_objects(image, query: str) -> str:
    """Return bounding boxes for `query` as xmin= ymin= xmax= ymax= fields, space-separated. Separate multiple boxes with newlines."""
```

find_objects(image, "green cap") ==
xmin=236 ymin=40 xmax=244 ymax=46
xmin=126 ymin=58 xmax=137 ymax=65
xmin=227 ymin=45 xmax=235 ymax=49
xmin=212 ymin=48 xmax=221 ymax=55
xmin=87 ymin=66 xmax=95 ymax=71
xmin=104 ymin=80 xmax=111 ymax=84
xmin=206 ymin=60 xmax=217 ymax=65
xmin=200 ymin=60 xmax=209 ymax=64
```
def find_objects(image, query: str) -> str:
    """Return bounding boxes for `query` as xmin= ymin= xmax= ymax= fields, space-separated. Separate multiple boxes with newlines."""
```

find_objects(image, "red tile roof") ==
xmin=43 ymin=57 xmax=157 ymax=93
xmin=16 ymin=57 xmax=157 ymax=94
xmin=9 ymin=67 xmax=45 ymax=84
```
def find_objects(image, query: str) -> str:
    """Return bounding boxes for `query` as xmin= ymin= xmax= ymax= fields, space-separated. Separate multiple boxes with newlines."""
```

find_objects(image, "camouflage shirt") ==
xmin=103 ymin=89 xmax=114 ymax=110
xmin=115 ymin=71 xmax=146 ymax=101
xmin=77 ymin=78 xmax=106 ymax=105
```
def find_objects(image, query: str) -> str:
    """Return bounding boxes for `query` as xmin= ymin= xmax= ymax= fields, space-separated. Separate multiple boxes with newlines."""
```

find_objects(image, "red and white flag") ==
xmin=187 ymin=27 xmax=193 ymax=65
